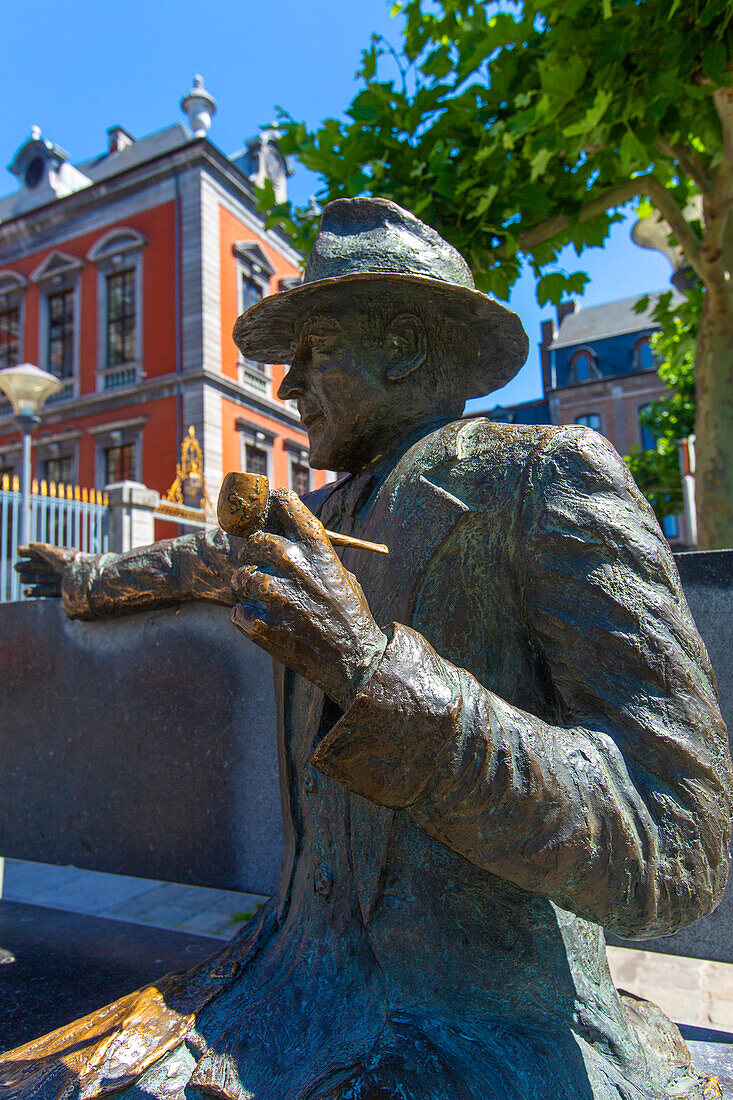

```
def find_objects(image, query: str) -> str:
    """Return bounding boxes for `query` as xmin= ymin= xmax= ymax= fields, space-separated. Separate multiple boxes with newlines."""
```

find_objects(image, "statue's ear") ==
xmin=385 ymin=313 xmax=426 ymax=381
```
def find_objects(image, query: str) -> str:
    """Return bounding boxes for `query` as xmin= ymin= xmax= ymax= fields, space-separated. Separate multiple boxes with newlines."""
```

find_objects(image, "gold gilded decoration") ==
xmin=1 ymin=477 xmax=105 ymax=505
xmin=161 ymin=425 xmax=211 ymax=520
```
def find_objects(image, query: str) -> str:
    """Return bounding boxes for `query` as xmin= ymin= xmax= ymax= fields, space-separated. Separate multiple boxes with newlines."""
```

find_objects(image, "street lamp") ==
xmin=0 ymin=363 xmax=62 ymax=547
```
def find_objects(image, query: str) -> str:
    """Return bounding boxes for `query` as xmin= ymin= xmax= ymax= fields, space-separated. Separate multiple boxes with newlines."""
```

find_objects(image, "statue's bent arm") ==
xmin=314 ymin=430 xmax=732 ymax=940
xmin=61 ymin=528 xmax=242 ymax=620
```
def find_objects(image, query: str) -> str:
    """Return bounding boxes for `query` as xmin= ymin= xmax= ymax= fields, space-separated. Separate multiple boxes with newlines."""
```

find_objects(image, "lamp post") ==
xmin=0 ymin=363 xmax=62 ymax=547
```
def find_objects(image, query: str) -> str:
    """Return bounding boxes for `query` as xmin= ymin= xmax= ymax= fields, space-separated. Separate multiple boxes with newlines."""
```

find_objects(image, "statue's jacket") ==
xmin=2 ymin=419 xmax=731 ymax=1099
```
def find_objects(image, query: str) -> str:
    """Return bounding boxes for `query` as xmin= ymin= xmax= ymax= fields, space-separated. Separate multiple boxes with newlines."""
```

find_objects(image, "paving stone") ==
xmin=3 ymin=859 xmax=85 ymax=900
xmin=179 ymin=910 xmax=242 ymax=937
xmin=16 ymin=870 xmax=156 ymax=915
xmin=136 ymin=905 xmax=199 ymax=929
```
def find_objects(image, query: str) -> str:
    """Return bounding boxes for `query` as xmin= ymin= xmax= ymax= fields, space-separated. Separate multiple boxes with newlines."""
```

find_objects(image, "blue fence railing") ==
xmin=1 ymin=475 xmax=109 ymax=602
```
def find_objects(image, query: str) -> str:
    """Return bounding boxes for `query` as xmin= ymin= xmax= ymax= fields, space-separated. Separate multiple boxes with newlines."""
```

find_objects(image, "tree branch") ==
xmin=656 ymin=135 xmax=710 ymax=192
xmin=644 ymin=176 xmax=707 ymax=280
xmin=503 ymin=173 xmax=708 ymax=284
xmin=509 ymin=178 xmax=650 ymax=253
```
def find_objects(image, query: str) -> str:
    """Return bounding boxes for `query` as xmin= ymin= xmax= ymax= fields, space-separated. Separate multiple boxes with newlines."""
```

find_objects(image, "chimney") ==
xmin=107 ymin=126 xmax=135 ymax=154
xmin=539 ymin=319 xmax=555 ymax=393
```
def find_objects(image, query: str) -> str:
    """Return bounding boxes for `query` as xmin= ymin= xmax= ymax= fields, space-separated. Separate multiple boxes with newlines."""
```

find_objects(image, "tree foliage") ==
xmin=262 ymin=0 xmax=733 ymax=547
xmin=624 ymin=289 xmax=699 ymax=523
xmin=267 ymin=0 xmax=732 ymax=305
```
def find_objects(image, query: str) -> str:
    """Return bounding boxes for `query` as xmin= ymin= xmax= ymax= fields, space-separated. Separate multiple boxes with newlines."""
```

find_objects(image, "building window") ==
xmin=87 ymin=228 xmax=146 ymax=389
xmin=662 ymin=514 xmax=679 ymax=539
xmin=575 ymin=413 xmax=602 ymax=432
xmin=106 ymin=269 xmax=137 ymax=367
xmin=47 ymin=290 xmax=75 ymax=379
xmin=244 ymin=443 xmax=268 ymax=477
xmin=639 ymin=404 xmax=657 ymax=451
xmin=290 ymin=460 xmax=310 ymax=496
xmin=43 ymin=454 xmax=75 ymax=485
xmin=633 ymin=336 xmax=655 ymax=371
xmin=233 ymin=242 xmax=274 ymax=395
xmin=242 ymin=276 xmax=262 ymax=315
xmin=104 ymin=442 xmax=136 ymax=484
xmin=30 ymin=251 xmax=83 ymax=400
xmin=0 ymin=306 xmax=20 ymax=370
xmin=569 ymin=348 xmax=598 ymax=383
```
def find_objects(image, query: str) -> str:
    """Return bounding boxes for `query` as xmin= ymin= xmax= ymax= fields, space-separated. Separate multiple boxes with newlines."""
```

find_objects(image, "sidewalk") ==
xmin=2 ymin=857 xmax=267 ymax=941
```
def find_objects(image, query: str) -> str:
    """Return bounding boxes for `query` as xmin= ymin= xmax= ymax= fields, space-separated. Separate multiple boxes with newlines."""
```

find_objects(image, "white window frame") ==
xmin=0 ymin=269 xmax=27 ymax=372
xmin=237 ymin=419 xmax=275 ymax=482
xmin=568 ymin=346 xmax=601 ymax=385
xmin=285 ymin=442 xmax=312 ymax=495
xmin=89 ymin=418 xmax=145 ymax=488
xmin=574 ymin=412 xmax=602 ymax=432
xmin=233 ymin=241 xmax=274 ymax=397
xmin=36 ymin=436 xmax=80 ymax=487
xmin=87 ymin=229 xmax=147 ymax=391
xmin=31 ymin=251 xmax=84 ymax=403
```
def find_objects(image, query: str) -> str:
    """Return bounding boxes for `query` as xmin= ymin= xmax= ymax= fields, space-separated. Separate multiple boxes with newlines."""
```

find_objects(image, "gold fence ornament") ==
xmin=162 ymin=425 xmax=211 ymax=520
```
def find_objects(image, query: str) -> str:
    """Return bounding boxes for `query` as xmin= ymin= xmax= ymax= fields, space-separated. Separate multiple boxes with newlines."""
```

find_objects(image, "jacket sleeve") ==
xmin=61 ymin=528 xmax=242 ymax=619
xmin=313 ymin=428 xmax=732 ymax=938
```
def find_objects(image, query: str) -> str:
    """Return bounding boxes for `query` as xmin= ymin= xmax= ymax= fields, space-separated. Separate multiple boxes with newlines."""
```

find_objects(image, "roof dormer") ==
xmin=8 ymin=126 xmax=92 ymax=216
xmin=232 ymin=125 xmax=294 ymax=205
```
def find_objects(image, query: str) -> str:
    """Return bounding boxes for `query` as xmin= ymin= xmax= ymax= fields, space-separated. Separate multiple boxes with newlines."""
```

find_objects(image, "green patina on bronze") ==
xmin=4 ymin=199 xmax=730 ymax=1099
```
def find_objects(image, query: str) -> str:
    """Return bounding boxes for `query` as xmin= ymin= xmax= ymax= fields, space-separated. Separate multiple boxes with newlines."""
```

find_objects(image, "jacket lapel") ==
xmin=341 ymin=425 xmax=471 ymax=924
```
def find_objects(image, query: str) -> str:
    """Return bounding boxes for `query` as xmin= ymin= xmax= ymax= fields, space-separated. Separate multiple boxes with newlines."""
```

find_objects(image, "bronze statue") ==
xmin=2 ymin=198 xmax=731 ymax=1099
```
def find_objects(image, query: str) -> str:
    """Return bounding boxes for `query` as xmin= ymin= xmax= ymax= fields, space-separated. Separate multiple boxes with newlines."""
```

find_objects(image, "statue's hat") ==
xmin=233 ymin=197 xmax=528 ymax=396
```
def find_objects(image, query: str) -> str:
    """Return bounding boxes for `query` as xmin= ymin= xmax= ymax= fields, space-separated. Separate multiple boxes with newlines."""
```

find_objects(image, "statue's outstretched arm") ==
xmin=16 ymin=529 xmax=241 ymax=619
xmin=312 ymin=430 xmax=733 ymax=941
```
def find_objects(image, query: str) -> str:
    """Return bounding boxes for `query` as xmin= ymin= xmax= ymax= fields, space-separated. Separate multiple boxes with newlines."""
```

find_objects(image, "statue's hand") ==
xmin=231 ymin=491 xmax=387 ymax=712
xmin=14 ymin=543 xmax=78 ymax=598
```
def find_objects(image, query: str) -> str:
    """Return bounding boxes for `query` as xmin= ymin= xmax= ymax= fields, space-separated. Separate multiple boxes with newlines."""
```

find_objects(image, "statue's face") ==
xmin=278 ymin=308 xmax=397 ymax=473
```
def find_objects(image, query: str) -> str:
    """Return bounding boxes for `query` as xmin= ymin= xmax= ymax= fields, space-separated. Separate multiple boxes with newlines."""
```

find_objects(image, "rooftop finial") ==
xmin=181 ymin=74 xmax=217 ymax=138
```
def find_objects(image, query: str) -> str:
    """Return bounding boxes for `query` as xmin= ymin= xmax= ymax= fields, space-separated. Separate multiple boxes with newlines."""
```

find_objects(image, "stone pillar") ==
xmin=105 ymin=481 xmax=160 ymax=553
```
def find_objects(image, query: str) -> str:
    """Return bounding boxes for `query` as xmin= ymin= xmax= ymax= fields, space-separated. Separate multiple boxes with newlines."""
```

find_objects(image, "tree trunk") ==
xmin=695 ymin=275 xmax=733 ymax=549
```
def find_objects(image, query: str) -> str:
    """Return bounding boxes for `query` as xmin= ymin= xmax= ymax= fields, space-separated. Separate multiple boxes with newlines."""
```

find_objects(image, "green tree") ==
xmin=624 ymin=289 xmax=698 ymax=528
xmin=265 ymin=0 xmax=733 ymax=548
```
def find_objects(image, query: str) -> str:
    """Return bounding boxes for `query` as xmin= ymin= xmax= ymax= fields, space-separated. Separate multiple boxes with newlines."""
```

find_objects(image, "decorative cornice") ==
xmin=30 ymin=249 xmax=84 ymax=283
xmin=0 ymin=140 xmax=302 ymax=268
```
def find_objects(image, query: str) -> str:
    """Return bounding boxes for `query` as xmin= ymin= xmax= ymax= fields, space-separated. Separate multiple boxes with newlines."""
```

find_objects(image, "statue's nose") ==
xmin=278 ymin=356 xmax=308 ymax=400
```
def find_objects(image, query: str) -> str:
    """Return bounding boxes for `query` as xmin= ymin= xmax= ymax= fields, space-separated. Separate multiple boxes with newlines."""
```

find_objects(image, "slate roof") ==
xmin=550 ymin=290 xmax=682 ymax=349
xmin=0 ymin=124 xmax=195 ymax=225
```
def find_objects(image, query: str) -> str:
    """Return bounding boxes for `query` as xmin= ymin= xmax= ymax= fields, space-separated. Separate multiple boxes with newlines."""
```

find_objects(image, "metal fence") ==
xmin=1 ymin=474 xmax=108 ymax=603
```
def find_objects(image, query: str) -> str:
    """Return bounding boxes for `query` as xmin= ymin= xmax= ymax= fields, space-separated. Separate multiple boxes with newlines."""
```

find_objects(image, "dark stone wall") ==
xmin=608 ymin=549 xmax=733 ymax=963
xmin=0 ymin=600 xmax=283 ymax=896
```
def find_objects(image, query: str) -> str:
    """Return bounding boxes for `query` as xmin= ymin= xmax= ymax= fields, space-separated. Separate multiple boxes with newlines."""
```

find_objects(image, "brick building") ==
xmin=0 ymin=78 xmax=330 ymax=538
xmin=478 ymin=291 xmax=683 ymax=541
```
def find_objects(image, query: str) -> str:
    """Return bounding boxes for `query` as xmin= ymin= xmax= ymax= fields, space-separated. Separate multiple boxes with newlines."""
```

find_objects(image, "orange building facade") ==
xmin=0 ymin=94 xmax=329 ymax=540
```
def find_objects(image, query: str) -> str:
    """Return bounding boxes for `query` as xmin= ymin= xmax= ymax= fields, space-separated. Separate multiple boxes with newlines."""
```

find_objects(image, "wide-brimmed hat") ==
xmin=233 ymin=197 xmax=528 ymax=397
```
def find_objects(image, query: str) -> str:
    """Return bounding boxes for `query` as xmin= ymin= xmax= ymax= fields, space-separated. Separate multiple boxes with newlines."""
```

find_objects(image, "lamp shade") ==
xmin=0 ymin=362 xmax=62 ymax=417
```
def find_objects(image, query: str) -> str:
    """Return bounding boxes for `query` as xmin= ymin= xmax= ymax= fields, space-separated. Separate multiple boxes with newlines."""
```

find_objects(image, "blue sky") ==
xmin=1 ymin=0 xmax=672 ymax=408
